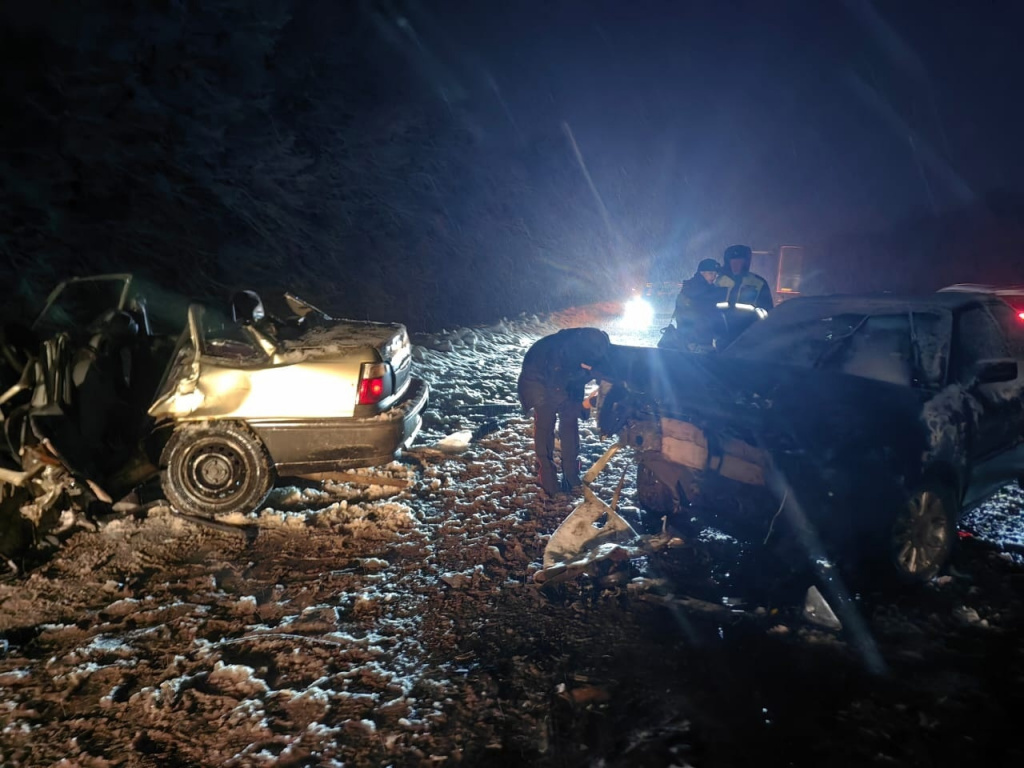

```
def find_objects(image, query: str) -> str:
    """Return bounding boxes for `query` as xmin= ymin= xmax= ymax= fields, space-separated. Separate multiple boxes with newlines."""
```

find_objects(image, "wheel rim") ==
xmin=893 ymin=489 xmax=949 ymax=576
xmin=181 ymin=439 xmax=249 ymax=503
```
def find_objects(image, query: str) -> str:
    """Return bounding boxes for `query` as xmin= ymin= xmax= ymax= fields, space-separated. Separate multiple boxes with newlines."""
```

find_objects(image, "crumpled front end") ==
xmin=596 ymin=345 xmax=933 ymax=545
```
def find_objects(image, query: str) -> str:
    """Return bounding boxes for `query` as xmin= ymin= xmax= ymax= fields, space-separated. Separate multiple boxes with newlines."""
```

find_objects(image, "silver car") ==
xmin=150 ymin=294 xmax=428 ymax=517
xmin=0 ymin=275 xmax=428 ymax=533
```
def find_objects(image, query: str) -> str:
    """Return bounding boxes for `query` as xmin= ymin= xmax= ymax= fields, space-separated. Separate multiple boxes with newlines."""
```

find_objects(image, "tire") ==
xmin=888 ymin=480 xmax=957 ymax=583
xmin=161 ymin=421 xmax=275 ymax=518
xmin=636 ymin=463 xmax=675 ymax=516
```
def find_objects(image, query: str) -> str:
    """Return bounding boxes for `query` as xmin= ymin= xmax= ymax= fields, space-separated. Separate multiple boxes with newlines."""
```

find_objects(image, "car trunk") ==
xmin=276 ymin=320 xmax=412 ymax=384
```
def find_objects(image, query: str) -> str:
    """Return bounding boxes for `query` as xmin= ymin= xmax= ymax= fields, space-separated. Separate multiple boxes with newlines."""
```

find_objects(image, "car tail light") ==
xmin=1018 ymin=311 xmax=1024 ymax=322
xmin=357 ymin=362 xmax=389 ymax=405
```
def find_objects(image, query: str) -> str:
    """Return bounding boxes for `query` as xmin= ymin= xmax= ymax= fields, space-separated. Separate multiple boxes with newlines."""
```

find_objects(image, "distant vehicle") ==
xmin=595 ymin=292 xmax=1024 ymax=583
xmin=1 ymin=275 xmax=428 ymax=556
xmin=639 ymin=281 xmax=684 ymax=314
xmin=938 ymin=283 xmax=1024 ymax=319
xmin=750 ymin=245 xmax=804 ymax=303
xmin=621 ymin=281 xmax=683 ymax=330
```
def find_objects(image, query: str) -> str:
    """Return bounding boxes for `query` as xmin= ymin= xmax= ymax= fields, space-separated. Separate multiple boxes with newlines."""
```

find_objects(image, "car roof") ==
xmin=938 ymin=283 xmax=1024 ymax=297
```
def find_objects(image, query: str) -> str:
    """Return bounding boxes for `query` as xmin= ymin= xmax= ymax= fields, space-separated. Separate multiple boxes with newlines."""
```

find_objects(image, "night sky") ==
xmin=2 ymin=1 xmax=1022 ymax=330
xmin=437 ymin=1 xmax=1024 ymax=251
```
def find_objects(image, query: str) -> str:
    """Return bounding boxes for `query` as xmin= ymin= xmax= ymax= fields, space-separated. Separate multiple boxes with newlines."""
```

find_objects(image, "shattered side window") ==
xmin=909 ymin=312 xmax=950 ymax=387
xmin=986 ymin=301 xmax=1024 ymax=359
xmin=726 ymin=312 xmax=870 ymax=369
xmin=951 ymin=306 xmax=1010 ymax=383
xmin=816 ymin=314 xmax=907 ymax=386
xmin=819 ymin=312 xmax=947 ymax=388
xmin=834 ymin=316 xmax=910 ymax=384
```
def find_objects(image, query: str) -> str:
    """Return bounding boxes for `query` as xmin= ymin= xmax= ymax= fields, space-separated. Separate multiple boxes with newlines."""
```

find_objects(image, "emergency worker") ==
xmin=517 ymin=327 xmax=611 ymax=497
xmin=668 ymin=258 xmax=726 ymax=351
xmin=715 ymin=244 xmax=773 ymax=311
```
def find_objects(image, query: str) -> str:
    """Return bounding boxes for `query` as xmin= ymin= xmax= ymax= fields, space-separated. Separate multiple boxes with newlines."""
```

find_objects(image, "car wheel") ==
xmin=161 ymin=421 xmax=275 ymax=518
xmin=889 ymin=481 xmax=956 ymax=583
xmin=636 ymin=463 xmax=675 ymax=516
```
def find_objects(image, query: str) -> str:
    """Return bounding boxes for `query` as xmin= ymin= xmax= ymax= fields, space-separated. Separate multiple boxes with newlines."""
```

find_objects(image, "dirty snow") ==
xmin=1 ymin=303 xmax=1023 ymax=767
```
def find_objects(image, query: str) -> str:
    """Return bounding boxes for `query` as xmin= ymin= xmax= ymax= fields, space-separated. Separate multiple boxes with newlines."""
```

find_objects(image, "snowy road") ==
xmin=1 ymin=304 xmax=1022 ymax=767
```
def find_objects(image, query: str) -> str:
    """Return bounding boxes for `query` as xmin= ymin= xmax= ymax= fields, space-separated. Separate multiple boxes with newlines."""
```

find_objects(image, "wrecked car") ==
xmin=1 ymin=275 xmax=427 ymax=560
xmin=152 ymin=294 xmax=427 ymax=517
xmin=595 ymin=291 xmax=1024 ymax=583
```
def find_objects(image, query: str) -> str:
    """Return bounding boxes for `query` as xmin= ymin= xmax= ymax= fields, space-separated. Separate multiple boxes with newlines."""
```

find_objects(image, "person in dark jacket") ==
xmin=667 ymin=258 xmax=726 ymax=351
xmin=518 ymin=327 xmax=611 ymax=497
xmin=715 ymin=244 xmax=773 ymax=311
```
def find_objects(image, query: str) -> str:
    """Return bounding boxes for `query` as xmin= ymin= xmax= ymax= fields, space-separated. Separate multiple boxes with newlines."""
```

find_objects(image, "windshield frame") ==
xmin=723 ymin=302 xmax=952 ymax=390
xmin=31 ymin=274 xmax=134 ymax=335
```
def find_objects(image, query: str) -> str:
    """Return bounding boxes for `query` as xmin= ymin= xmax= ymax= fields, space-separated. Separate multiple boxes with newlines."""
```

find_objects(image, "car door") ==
xmin=951 ymin=302 xmax=1024 ymax=505
xmin=983 ymin=298 xmax=1024 ymax=440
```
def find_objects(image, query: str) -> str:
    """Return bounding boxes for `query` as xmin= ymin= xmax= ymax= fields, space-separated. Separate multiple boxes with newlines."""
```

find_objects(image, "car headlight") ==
xmin=621 ymin=297 xmax=654 ymax=329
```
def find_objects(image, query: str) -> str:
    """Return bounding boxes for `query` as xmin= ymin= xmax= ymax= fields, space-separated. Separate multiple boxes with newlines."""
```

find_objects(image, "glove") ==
xmin=580 ymin=394 xmax=598 ymax=420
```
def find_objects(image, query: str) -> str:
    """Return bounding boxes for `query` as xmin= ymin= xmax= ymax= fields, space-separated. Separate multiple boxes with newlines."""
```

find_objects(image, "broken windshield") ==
xmin=724 ymin=308 xmax=949 ymax=389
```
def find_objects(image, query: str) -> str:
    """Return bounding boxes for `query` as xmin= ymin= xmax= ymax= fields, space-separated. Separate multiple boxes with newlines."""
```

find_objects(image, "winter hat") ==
xmin=558 ymin=327 xmax=611 ymax=367
xmin=697 ymin=258 xmax=720 ymax=272
xmin=723 ymin=244 xmax=752 ymax=263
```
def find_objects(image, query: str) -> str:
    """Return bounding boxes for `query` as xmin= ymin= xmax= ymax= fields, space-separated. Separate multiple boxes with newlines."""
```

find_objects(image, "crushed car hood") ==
xmin=598 ymin=346 xmax=929 ymax=451
xmin=596 ymin=345 xmax=935 ymax=534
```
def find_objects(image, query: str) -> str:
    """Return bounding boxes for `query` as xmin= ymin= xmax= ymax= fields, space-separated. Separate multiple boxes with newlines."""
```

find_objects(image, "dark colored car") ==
xmin=596 ymin=291 xmax=1024 ymax=582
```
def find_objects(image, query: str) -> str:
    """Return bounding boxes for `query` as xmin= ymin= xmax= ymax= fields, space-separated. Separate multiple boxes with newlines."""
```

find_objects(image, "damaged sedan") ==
xmin=152 ymin=292 xmax=427 ymax=517
xmin=1 ymin=275 xmax=427 ymax=561
xmin=595 ymin=291 xmax=1024 ymax=583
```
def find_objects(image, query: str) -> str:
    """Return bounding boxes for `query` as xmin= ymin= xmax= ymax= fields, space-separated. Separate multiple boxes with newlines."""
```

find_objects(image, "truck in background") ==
xmin=751 ymin=245 xmax=804 ymax=303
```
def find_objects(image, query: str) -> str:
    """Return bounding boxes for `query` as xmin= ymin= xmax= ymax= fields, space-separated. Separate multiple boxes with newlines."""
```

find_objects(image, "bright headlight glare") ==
xmin=622 ymin=297 xmax=654 ymax=329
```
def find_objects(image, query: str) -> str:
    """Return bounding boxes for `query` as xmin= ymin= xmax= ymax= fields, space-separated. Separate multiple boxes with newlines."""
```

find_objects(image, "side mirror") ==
xmin=973 ymin=358 xmax=1018 ymax=385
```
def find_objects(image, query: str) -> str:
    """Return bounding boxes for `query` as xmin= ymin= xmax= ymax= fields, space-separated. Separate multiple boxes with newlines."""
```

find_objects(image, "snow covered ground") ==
xmin=1 ymin=303 xmax=1023 ymax=767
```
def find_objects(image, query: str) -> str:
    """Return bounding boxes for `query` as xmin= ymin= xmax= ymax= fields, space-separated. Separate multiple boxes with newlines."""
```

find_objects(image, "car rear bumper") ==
xmin=247 ymin=378 xmax=429 ymax=474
